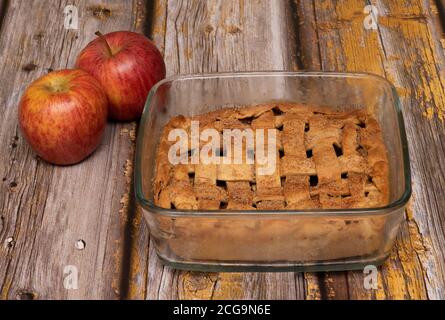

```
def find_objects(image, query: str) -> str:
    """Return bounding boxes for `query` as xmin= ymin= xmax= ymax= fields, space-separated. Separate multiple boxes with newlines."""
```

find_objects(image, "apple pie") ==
xmin=154 ymin=103 xmax=388 ymax=210
xmin=152 ymin=103 xmax=390 ymax=262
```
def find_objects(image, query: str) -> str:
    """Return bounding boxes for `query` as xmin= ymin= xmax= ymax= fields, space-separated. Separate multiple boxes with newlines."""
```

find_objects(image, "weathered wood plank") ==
xmin=0 ymin=0 xmax=147 ymax=299
xmin=297 ymin=0 xmax=387 ymax=300
xmin=376 ymin=0 xmax=445 ymax=299
xmin=297 ymin=0 xmax=445 ymax=299
xmin=129 ymin=0 xmax=306 ymax=300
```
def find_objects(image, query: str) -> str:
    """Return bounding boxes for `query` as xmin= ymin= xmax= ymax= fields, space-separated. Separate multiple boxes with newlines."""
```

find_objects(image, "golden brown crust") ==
xmin=154 ymin=103 xmax=389 ymax=211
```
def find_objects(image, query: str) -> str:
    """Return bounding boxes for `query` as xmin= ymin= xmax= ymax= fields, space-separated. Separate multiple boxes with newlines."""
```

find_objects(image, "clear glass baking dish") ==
xmin=135 ymin=71 xmax=411 ymax=272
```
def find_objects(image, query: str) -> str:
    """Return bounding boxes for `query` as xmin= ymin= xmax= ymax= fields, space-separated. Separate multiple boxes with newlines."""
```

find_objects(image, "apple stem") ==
xmin=94 ymin=31 xmax=114 ymax=56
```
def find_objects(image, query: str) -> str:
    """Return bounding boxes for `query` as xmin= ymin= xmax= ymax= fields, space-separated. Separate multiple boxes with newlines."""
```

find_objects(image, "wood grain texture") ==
xmin=376 ymin=0 xmax=445 ymax=299
xmin=296 ymin=0 xmax=445 ymax=300
xmin=127 ymin=0 xmax=306 ymax=300
xmin=1 ymin=0 xmax=444 ymax=300
xmin=132 ymin=0 xmax=445 ymax=300
xmin=0 ymin=0 xmax=147 ymax=299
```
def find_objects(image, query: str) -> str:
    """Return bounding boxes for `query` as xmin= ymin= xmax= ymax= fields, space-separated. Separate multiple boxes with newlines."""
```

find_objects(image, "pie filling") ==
xmin=154 ymin=103 xmax=389 ymax=211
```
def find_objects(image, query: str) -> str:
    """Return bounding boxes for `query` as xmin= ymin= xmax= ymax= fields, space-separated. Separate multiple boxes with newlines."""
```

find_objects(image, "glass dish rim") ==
xmin=134 ymin=71 xmax=412 ymax=217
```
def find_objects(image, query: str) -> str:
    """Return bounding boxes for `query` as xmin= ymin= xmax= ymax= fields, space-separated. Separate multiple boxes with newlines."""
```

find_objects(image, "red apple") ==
xmin=76 ymin=31 xmax=166 ymax=121
xmin=18 ymin=69 xmax=108 ymax=165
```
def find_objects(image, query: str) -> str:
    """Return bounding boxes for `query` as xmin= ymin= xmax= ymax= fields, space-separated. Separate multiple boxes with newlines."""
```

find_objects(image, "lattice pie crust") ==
xmin=155 ymin=103 xmax=388 ymax=210
xmin=152 ymin=103 xmax=390 ymax=262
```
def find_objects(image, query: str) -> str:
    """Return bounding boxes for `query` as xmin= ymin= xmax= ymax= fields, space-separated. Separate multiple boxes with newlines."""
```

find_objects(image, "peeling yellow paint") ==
xmin=180 ymin=272 xmax=218 ymax=300
xmin=305 ymin=273 xmax=321 ymax=300
xmin=211 ymin=273 xmax=245 ymax=299
xmin=116 ymin=0 xmax=442 ymax=300
xmin=0 ymin=278 xmax=12 ymax=299
xmin=310 ymin=0 xmax=433 ymax=300
xmin=423 ymin=107 xmax=434 ymax=119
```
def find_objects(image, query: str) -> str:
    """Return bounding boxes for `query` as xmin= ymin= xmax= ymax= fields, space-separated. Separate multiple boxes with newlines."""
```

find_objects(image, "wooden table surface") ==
xmin=0 ymin=0 xmax=444 ymax=300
